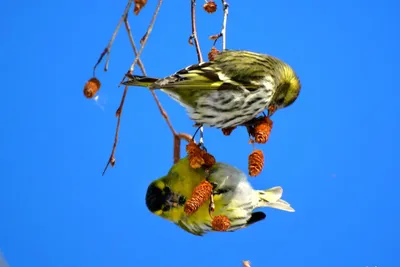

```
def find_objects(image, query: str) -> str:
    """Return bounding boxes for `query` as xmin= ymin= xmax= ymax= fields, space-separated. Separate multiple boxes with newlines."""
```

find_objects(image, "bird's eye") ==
xmin=178 ymin=196 xmax=186 ymax=205
xmin=162 ymin=205 xmax=171 ymax=212
xmin=277 ymin=96 xmax=285 ymax=106
xmin=163 ymin=186 xmax=171 ymax=195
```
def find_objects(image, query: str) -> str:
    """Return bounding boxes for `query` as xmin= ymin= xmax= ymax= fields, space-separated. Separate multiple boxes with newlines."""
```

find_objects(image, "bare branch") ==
xmin=220 ymin=0 xmax=229 ymax=50
xmin=210 ymin=0 xmax=229 ymax=49
xmin=124 ymin=4 xmax=192 ymax=165
xmin=93 ymin=0 xmax=134 ymax=76
xmin=102 ymin=86 xmax=129 ymax=176
xmin=102 ymin=0 xmax=163 ymax=175
xmin=129 ymin=0 xmax=163 ymax=73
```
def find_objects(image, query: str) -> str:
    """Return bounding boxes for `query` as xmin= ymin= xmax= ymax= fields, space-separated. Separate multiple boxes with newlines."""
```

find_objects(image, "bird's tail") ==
xmin=257 ymin=186 xmax=295 ymax=212
xmin=122 ymin=74 xmax=159 ymax=87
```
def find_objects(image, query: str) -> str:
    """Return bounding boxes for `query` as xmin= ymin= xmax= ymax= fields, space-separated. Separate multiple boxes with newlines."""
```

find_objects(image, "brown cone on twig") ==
xmin=211 ymin=215 xmax=231 ymax=231
xmin=221 ymin=127 xmax=236 ymax=136
xmin=184 ymin=180 xmax=213 ymax=215
xmin=186 ymin=141 xmax=216 ymax=170
xmin=186 ymin=141 xmax=205 ymax=169
xmin=83 ymin=77 xmax=101 ymax=99
xmin=253 ymin=117 xmax=273 ymax=144
xmin=203 ymin=1 xmax=217 ymax=13
xmin=134 ymin=0 xmax=148 ymax=15
xmin=248 ymin=149 xmax=264 ymax=177
xmin=208 ymin=46 xmax=220 ymax=61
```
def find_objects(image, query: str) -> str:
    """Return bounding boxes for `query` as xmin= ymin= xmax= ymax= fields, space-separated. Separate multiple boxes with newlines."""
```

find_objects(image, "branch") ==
xmin=220 ymin=0 xmax=229 ymax=50
xmin=189 ymin=0 xmax=205 ymax=145
xmin=124 ymin=7 xmax=192 ymax=164
xmin=102 ymin=86 xmax=128 ymax=176
xmin=93 ymin=0 xmax=134 ymax=76
xmin=102 ymin=0 xmax=164 ymax=175
xmin=128 ymin=0 xmax=163 ymax=73
xmin=211 ymin=0 xmax=229 ymax=50
xmin=190 ymin=0 xmax=204 ymax=63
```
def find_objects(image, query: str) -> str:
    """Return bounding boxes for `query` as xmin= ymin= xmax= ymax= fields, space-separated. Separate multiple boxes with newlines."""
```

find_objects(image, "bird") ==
xmin=145 ymin=157 xmax=295 ymax=236
xmin=122 ymin=50 xmax=301 ymax=129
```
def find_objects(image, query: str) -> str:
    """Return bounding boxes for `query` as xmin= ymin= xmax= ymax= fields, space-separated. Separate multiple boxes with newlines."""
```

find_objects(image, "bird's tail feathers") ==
xmin=122 ymin=74 xmax=159 ymax=87
xmin=258 ymin=186 xmax=295 ymax=212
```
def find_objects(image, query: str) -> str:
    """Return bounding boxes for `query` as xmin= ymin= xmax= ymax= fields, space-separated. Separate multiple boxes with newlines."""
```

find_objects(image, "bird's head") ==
xmin=270 ymin=64 xmax=301 ymax=115
xmin=145 ymin=177 xmax=187 ymax=222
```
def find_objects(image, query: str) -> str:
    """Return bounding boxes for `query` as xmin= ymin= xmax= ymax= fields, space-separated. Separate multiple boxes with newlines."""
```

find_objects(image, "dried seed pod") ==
xmin=209 ymin=33 xmax=221 ymax=40
xmin=186 ymin=141 xmax=204 ymax=169
xmin=208 ymin=46 xmax=220 ymax=61
xmin=211 ymin=215 xmax=231 ymax=231
xmin=254 ymin=117 xmax=273 ymax=144
xmin=184 ymin=180 xmax=213 ymax=215
xmin=221 ymin=127 xmax=236 ymax=136
xmin=186 ymin=141 xmax=201 ymax=155
xmin=248 ymin=149 xmax=264 ymax=177
xmin=201 ymin=151 xmax=216 ymax=169
xmin=83 ymin=77 xmax=101 ymax=99
xmin=134 ymin=0 xmax=147 ymax=15
xmin=203 ymin=0 xmax=217 ymax=13
xmin=189 ymin=155 xmax=205 ymax=169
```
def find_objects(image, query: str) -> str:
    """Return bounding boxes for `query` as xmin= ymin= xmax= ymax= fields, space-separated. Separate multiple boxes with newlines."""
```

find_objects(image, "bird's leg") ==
xmin=191 ymin=124 xmax=202 ymax=141
xmin=192 ymin=124 xmax=208 ymax=151
xmin=246 ymin=125 xmax=255 ymax=145
xmin=206 ymin=174 xmax=217 ymax=218
xmin=267 ymin=105 xmax=277 ymax=117
xmin=209 ymin=194 xmax=215 ymax=217
xmin=191 ymin=124 xmax=206 ymax=149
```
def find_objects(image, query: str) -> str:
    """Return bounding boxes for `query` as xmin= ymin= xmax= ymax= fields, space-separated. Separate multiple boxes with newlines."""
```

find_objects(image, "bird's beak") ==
xmin=165 ymin=190 xmax=186 ymax=208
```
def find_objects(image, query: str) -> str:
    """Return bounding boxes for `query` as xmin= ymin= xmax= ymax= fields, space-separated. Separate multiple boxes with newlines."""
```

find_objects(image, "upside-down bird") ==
xmin=123 ymin=50 xmax=301 ymax=129
xmin=145 ymin=157 xmax=295 ymax=236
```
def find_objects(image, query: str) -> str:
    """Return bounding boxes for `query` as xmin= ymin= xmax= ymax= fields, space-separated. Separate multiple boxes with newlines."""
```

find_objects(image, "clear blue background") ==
xmin=0 ymin=0 xmax=399 ymax=266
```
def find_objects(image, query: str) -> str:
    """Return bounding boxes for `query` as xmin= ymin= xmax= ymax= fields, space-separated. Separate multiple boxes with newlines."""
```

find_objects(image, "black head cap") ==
xmin=145 ymin=183 xmax=165 ymax=212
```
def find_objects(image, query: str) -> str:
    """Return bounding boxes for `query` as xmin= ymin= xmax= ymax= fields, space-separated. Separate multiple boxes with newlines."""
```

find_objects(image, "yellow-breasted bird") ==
xmin=123 ymin=50 xmax=301 ymax=129
xmin=145 ymin=157 xmax=295 ymax=236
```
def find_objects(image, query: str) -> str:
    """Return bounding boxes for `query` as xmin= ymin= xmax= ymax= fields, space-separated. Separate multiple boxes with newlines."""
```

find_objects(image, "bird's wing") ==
xmin=176 ymin=221 xmax=205 ymax=236
xmin=152 ymin=62 xmax=258 ymax=91
xmin=245 ymin=211 xmax=266 ymax=227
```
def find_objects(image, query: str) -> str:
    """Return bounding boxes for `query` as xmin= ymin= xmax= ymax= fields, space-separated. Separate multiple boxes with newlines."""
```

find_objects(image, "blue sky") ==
xmin=0 ymin=0 xmax=399 ymax=266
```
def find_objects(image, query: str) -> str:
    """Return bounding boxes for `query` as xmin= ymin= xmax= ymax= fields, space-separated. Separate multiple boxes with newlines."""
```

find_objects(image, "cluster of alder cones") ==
xmin=183 ymin=141 xmax=231 ymax=232
xmin=221 ymin=116 xmax=273 ymax=177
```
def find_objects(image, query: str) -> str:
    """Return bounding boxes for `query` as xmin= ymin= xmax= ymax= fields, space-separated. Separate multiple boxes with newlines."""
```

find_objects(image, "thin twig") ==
xmin=124 ymin=4 xmax=192 ymax=164
xmin=102 ymin=0 xmax=163 ymax=175
xmin=124 ymin=15 xmax=146 ymax=74
xmin=190 ymin=0 xmax=205 ymax=144
xmin=220 ymin=0 xmax=229 ymax=50
xmin=102 ymin=86 xmax=129 ymax=176
xmin=190 ymin=0 xmax=204 ymax=63
xmin=211 ymin=1 xmax=229 ymax=50
xmin=129 ymin=0 xmax=163 ymax=73
xmin=93 ymin=0 xmax=134 ymax=76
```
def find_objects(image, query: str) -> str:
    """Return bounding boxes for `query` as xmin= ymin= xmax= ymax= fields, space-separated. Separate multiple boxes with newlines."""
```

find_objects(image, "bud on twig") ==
xmin=203 ymin=0 xmax=217 ymax=13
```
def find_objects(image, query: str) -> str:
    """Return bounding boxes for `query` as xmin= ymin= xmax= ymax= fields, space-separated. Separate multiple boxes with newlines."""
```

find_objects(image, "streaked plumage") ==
xmin=123 ymin=50 xmax=301 ymax=129
xmin=145 ymin=157 xmax=295 ymax=236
